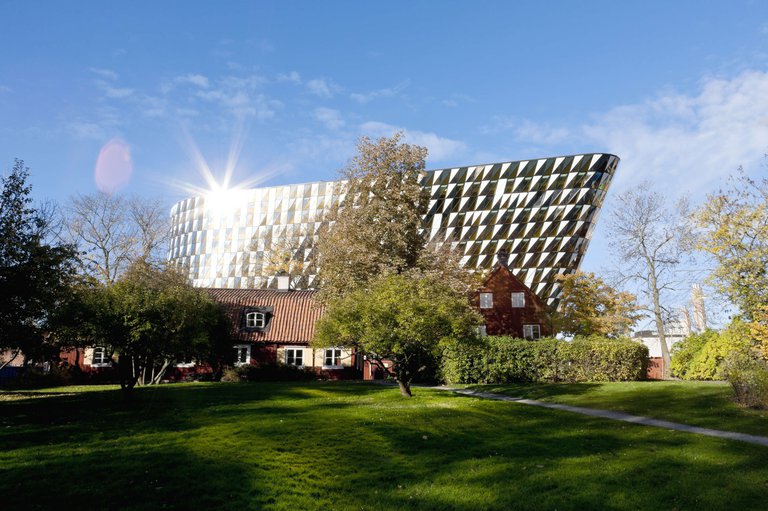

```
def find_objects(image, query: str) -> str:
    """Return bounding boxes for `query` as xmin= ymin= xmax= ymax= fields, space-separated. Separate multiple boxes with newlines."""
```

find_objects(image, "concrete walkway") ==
xmin=448 ymin=388 xmax=768 ymax=448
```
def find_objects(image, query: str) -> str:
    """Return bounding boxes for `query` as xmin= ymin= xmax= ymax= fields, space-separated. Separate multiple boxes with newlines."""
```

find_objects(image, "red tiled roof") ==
xmin=207 ymin=288 xmax=324 ymax=344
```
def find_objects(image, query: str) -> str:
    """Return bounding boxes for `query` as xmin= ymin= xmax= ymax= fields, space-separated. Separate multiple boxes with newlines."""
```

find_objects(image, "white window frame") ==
xmin=523 ymin=324 xmax=541 ymax=340
xmin=91 ymin=346 xmax=111 ymax=367
xmin=233 ymin=344 xmax=251 ymax=366
xmin=511 ymin=292 xmax=526 ymax=308
xmin=285 ymin=347 xmax=304 ymax=367
xmin=246 ymin=311 xmax=266 ymax=328
xmin=323 ymin=348 xmax=343 ymax=369
xmin=476 ymin=325 xmax=487 ymax=337
xmin=479 ymin=292 xmax=493 ymax=309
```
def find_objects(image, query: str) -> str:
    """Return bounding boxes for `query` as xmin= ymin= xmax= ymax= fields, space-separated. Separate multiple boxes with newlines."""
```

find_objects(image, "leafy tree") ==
xmin=750 ymin=305 xmax=768 ymax=361
xmin=607 ymin=186 xmax=693 ymax=378
xmin=313 ymin=274 xmax=481 ymax=397
xmin=0 ymin=159 xmax=76 ymax=369
xmin=552 ymin=271 xmax=643 ymax=338
xmin=696 ymin=169 xmax=768 ymax=321
xmin=259 ymin=225 xmax=314 ymax=289
xmin=315 ymin=133 xmax=477 ymax=303
xmin=52 ymin=262 xmax=231 ymax=393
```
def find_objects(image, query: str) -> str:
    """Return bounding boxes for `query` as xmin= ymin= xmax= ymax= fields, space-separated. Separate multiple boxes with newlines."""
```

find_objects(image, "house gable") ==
xmin=472 ymin=264 xmax=551 ymax=338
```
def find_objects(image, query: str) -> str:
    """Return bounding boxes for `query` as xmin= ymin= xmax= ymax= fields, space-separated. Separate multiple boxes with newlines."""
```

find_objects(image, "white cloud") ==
xmin=196 ymin=89 xmax=279 ymax=119
xmin=67 ymin=121 xmax=105 ymax=140
xmin=314 ymin=107 xmax=345 ymax=130
xmin=583 ymin=70 xmax=768 ymax=194
xmin=350 ymin=80 xmax=410 ymax=104
xmin=104 ymin=86 xmax=135 ymax=99
xmin=277 ymin=71 xmax=301 ymax=84
xmin=174 ymin=73 xmax=210 ymax=88
xmin=306 ymin=78 xmax=339 ymax=98
xmin=491 ymin=118 xmax=572 ymax=145
xmin=90 ymin=68 xmax=118 ymax=81
xmin=491 ymin=70 xmax=768 ymax=196
xmin=0 ymin=84 xmax=11 ymax=93
xmin=360 ymin=121 xmax=466 ymax=161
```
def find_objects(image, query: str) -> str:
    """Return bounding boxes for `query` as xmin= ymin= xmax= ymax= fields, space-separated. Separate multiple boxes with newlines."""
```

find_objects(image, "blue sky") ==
xmin=2 ymin=0 xmax=768 ymax=288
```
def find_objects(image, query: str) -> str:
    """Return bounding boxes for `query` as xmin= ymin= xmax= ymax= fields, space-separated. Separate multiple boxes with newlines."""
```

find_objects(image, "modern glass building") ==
xmin=168 ymin=153 xmax=619 ymax=305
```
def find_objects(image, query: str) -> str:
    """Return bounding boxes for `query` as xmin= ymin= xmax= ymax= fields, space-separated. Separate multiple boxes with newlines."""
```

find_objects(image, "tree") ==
xmin=64 ymin=192 xmax=169 ymax=284
xmin=315 ymin=133 xmax=477 ymax=302
xmin=52 ymin=262 xmax=231 ymax=393
xmin=552 ymin=271 xmax=643 ymax=338
xmin=607 ymin=186 xmax=692 ymax=378
xmin=313 ymin=274 xmax=481 ymax=397
xmin=259 ymin=225 xmax=314 ymax=289
xmin=696 ymin=168 xmax=768 ymax=321
xmin=314 ymin=133 xmax=427 ymax=302
xmin=0 ymin=159 xmax=77 ymax=369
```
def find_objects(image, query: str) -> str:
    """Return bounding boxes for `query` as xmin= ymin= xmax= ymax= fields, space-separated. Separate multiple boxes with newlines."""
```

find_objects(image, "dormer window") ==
xmin=246 ymin=311 xmax=266 ymax=328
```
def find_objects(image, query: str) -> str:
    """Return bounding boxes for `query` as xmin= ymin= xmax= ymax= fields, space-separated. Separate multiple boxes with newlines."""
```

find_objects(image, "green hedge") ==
xmin=441 ymin=335 xmax=649 ymax=384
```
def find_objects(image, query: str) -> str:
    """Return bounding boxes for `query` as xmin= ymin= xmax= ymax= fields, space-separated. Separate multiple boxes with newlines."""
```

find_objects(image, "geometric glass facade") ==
xmin=168 ymin=153 xmax=619 ymax=305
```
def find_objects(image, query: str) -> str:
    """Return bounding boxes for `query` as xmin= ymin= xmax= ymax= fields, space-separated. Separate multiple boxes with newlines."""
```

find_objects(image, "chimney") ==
xmin=497 ymin=249 xmax=510 ymax=268
xmin=276 ymin=272 xmax=290 ymax=292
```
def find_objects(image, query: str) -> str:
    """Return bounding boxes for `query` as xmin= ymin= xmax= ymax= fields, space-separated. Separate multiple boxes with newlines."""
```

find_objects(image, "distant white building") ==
xmin=633 ymin=319 xmax=690 ymax=357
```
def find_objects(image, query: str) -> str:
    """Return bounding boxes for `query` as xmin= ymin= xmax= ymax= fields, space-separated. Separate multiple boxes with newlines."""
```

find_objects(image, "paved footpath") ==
xmin=444 ymin=387 xmax=768 ymax=447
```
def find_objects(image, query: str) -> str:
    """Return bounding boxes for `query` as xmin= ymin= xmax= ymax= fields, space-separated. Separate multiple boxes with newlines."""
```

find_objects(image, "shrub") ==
xmin=441 ymin=336 xmax=648 ymax=384
xmin=670 ymin=329 xmax=717 ymax=379
xmin=722 ymin=352 xmax=768 ymax=408
xmin=671 ymin=321 xmax=752 ymax=380
xmin=221 ymin=363 xmax=318 ymax=382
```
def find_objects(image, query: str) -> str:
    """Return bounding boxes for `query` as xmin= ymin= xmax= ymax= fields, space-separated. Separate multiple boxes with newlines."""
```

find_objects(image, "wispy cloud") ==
xmin=584 ymin=70 xmax=768 ymax=193
xmin=90 ymin=68 xmax=118 ymax=81
xmin=313 ymin=107 xmax=345 ymax=130
xmin=90 ymin=67 xmax=134 ymax=99
xmin=103 ymin=86 xmax=135 ymax=99
xmin=0 ymin=84 xmax=11 ymax=93
xmin=488 ymin=70 xmax=768 ymax=195
xmin=486 ymin=117 xmax=572 ymax=145
xmin=277 ymin=71 xmax=302 ymax=84
xmin=67 ymin=121 xmax=105 ymax=140
xmin=360 ymin=121 xmax=466 ymax=161
xmin=306 ymin=78 xmax=340 ymax=98
xmin=350 ymin=80 xmax=410 ymax=104
xmin=174 ymin=73 xmax=210 ymax=88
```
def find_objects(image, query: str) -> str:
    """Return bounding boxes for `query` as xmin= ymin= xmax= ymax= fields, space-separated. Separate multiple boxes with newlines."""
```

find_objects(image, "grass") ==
xmin=467 ymin=380 xmax=768 ymax=436
xmin=2 ymin=381 xmax=768 ymax=510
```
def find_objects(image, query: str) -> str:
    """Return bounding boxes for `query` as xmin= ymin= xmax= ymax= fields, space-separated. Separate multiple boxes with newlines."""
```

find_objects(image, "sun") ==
xmin=164 ymin=124 xmax=284 ymax=218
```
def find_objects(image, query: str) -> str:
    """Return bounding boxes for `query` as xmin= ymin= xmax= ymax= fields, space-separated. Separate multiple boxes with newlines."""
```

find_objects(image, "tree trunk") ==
xmin=648 ymin=261 xmax=671 ymax=379
xmin=0 ymin=348 xmax=21 ymax=371
xmin=150 ymin=360 xmax=171 ymax=385
xmin=397 ymin=379 xmax=412 ymax=398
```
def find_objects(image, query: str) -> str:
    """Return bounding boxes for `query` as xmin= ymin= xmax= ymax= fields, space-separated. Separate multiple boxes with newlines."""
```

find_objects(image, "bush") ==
xmin=671 ymin=321 xmax=753 ymax=380
xmin=221 ymin=363 xmax=318 ymax=382
xmin=441 ymin=336 xmax=648 ymax=384
xmin=722 ymin=352 xmax=768 ymax=408
xmin=2 ymin=363 xmax=75 ymax=389
xmin=670 ymin=329 xmax=717 ymax=379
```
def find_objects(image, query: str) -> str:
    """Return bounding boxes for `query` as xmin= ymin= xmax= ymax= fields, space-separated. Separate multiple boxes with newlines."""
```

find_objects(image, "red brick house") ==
xmin=205 ymin=287 xmax=358 ymax=379
xmin=472 ymin=263 xmax=551 ymax=339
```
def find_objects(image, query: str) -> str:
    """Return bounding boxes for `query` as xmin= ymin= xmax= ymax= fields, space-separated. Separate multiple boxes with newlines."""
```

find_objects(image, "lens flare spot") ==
xmin=94 ymin=138 xmax=133 ymax=193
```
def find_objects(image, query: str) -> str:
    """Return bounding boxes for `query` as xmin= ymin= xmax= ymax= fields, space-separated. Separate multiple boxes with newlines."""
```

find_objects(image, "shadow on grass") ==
xmin=3 ymin=382 xmax=768 ymax=510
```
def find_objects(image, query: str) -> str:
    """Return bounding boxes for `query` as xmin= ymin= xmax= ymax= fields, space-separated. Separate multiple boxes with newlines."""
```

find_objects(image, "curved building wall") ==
xmin=169 ymin=153 xmax=619 ymax=305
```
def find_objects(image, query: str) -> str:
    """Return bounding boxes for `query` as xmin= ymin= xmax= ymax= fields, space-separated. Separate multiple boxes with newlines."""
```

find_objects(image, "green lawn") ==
xmin=2 ymin=382 xmax=768 ymax=510
xmin=468 ymin=380 xmax=768 ymax=437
